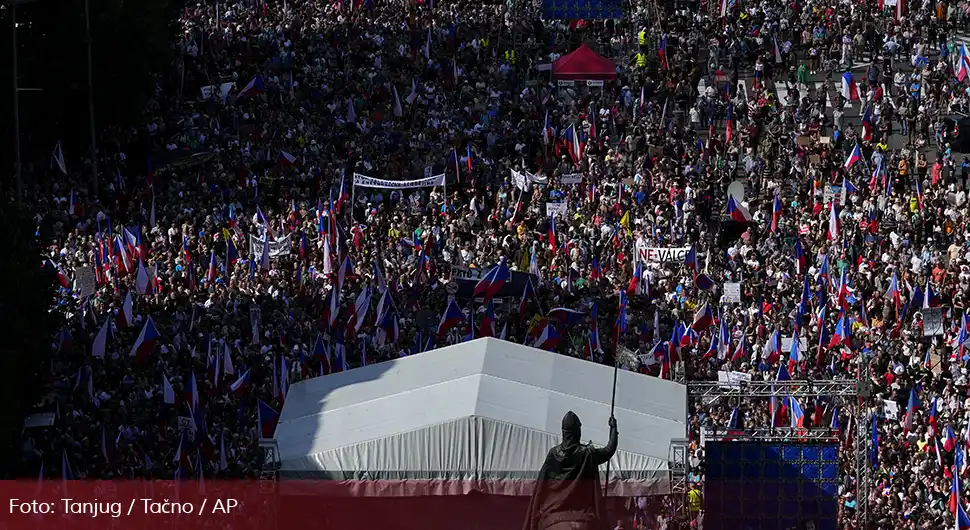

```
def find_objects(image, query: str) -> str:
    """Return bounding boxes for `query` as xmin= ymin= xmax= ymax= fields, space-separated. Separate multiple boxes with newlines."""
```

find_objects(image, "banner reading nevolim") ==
xmin=352 ymin=173 xmax=445 ymax=189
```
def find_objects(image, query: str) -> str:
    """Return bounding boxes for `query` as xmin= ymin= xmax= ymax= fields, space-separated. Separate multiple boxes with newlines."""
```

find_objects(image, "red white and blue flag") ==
xmin=844 ymin=143 xmax=862 ymax=169
xmin=841 ymin=72 xmax=859 ymax=101
xmin=474 ymin=257 xmax=511 ymax=303
xmin=129 ymin=317 xmax=160 ymax=363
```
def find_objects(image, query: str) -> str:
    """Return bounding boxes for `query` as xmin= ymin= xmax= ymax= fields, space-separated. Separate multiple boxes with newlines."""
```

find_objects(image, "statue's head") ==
xmin=561 ymin=411 xmax=582 ymax=447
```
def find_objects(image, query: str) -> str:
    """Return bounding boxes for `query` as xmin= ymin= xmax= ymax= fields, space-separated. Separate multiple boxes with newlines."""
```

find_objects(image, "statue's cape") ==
xmin=521 ymin=442 xmax=606 ymax=530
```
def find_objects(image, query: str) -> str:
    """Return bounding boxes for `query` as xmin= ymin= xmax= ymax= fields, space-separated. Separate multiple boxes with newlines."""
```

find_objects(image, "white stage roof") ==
xmin=274 ymin=338 xmax=687 ymax=497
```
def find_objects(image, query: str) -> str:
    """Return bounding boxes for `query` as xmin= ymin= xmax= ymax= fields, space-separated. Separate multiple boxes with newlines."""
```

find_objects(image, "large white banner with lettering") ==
xmin=635 ymin=243 xmax=690 ymax=264
xmin=353 ymin=173 xmax=445 ymax=189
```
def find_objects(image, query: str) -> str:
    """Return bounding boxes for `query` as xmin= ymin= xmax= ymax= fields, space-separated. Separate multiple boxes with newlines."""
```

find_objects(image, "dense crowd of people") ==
xmin=20 ymin=0 xmax=970 ymax=527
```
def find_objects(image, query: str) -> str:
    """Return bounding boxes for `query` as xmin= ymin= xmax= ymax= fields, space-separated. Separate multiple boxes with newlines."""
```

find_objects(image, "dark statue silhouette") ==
xmin=522 ymin=412 xmax=619 ymax=530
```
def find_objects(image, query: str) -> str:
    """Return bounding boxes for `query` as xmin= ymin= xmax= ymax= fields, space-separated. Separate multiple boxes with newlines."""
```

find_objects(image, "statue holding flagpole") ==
xmin=522 ymin=344 xmax=637 ymax=530
xmin=521 ymin=410 xmax=618 ymax=530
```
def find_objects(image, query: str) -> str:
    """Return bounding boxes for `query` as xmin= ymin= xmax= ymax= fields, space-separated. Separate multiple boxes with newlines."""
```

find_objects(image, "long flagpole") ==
xmin=603 ymin=359 xmax=618 ymax=496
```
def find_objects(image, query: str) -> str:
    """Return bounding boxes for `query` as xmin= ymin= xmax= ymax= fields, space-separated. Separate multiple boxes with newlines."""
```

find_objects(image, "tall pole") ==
xmin=84 ymin=0 xmax=98 ymax=197
xmin=12 ymin=1 xmax=21 ymax=205
xmin=602 ymin=360 xmax=618 ymax=496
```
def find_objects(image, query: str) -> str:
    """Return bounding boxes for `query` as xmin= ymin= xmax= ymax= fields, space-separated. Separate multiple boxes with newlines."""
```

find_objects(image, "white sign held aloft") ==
xmin=561 ymin=173 xmax=583 ymax=185
xmin=546 ymin=202 xmax=568 ymax=218
xmin=74 ymin=266 xmax=97 ymax=298
xmin=352 ymin=173 xmax=445 ymax=189
xmin=249 ymin=233 xmax=292 ymax=258
xmin=634 ymin=243 xmax=691 ymax=264
xmin=717 ymin=371 xmax=753 ymax=388
xmin=923 ymin=307 xmax=945 ymax=337
xmin=722 ymin=282 xmax=741 ymax=304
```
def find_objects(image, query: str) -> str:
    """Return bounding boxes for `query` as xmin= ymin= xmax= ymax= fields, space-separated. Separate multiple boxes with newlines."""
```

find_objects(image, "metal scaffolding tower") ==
xmin=687 ymin=376 xmax=870 ymax=529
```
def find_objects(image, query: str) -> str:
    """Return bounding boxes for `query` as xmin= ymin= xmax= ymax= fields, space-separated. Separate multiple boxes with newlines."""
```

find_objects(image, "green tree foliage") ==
xmin=0 ymin=0 xmax=181 ymax=173
xmin=0 ymin=204 xmax=58 ymax=478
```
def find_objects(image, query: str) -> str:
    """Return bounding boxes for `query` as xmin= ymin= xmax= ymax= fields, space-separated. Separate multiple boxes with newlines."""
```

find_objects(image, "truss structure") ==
xmin=687 ymin=372 xmax=871 ymax=529
xmin=667 ymin=438 xmax=690 ymax=520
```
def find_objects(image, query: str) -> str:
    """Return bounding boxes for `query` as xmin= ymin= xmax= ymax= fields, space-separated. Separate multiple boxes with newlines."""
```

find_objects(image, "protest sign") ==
xmin=546 ymin=202 xmax=568 ymax=218
xmin=249 ymin=233 xmax=292 ymax=258
xmin=635 ymin=243 xmax=691 ymax=264
xmin=74 ymin=266 xmax=97 ymax=298
xmin=722 ymin=282 xmax=741 ymax=304
xmin=352 ymin=173 xmax=445 ymax=189
xmin=923 ymin=307 xmax=944 ymax=337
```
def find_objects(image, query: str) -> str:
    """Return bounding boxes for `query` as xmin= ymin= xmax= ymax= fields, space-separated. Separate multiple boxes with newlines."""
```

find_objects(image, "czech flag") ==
xmin=278 ymin=150 xmax=297 ymax=166
xmin=958 ymin=44 xmax=970 ymax=82
xmin=726 ymin=196 xmax=751 ymax=222
xmin=129 ymin=317 xmax=160 ymax=363
xmin=257 ymin=399 xmax=279 ymax=438
xmin=691 ymin=302 xmax=715 ymax=332
xmin=474 ymin=257 xmax=511 ymax=303
xmin=861 ymin=105 xmax=874 ymax=142
xmin=684 ymin=245 xmax=698 ymax=274
xmin=788 ymin=330 xmax=801 ymax=374
xmin=533 ymin=323 xmax=562 ymax=351
xmin=770 ymin=191 xmax=782 ymax=232
xmin=437 ymin=300 xmax=466 ymax=339
xmin=628 ymin=263 xmax=644 ymax=294
xmin=844 ymin=143 xmax=862 ymax=169
xmin=790 ymin=398 xmax=806 ymax=429
xmin=829 ymin=314 xmax=852 ymax=350
xmin=827 ymin=202 xmax=840 ymax=240
xmin=658 ymin=35 xmax=668 ymax=71
xmin=793 ymin=238 xmax=807 ymax=274
xmin=238 ymin=75 xmax=265 ymax=98
xmin=841 ymin=72 xmax=859 ymax=101
xmin=230 ymin=368 xmax=252 ymax=394
xmin=905 ymin=388 xmax=920 ymax=434
xmin=548 ymin=215 xmax=558 ymax=255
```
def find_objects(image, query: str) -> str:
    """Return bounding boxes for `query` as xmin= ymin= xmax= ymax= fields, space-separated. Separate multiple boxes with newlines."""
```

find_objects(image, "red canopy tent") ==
xmin=551 ymin=44 xmax=617 ymax=81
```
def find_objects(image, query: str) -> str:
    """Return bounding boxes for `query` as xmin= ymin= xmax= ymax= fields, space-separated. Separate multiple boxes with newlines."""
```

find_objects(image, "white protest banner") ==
xmin=561 ymin=173 xmax=583 ymax=185
xmin=528 ymin=172 xmax=548 ymax=185
xmin=249 ymin=233 xmax=292 ymax=258
xmin=452 ymin=266 xmax=484 ymax=281
xmin=353 ymin=173 xmax=445 ymax=189
xmin=73 ymin=266 xmax=97 ymax=298
xmin=546 ymin=202 xmax=568 ymax=218
xmin=511 ymin=170 xmax=530 ymax=191
xmin=882 ymin=399 xmax=898 ymax=420
xmin=717 ymin=370 xmax=753 ymax=388
xmin=201 ymin=82 xmax=235 ymax=102
xmin=722 ymin=282 xmax=741 ymax=304
xmin=635 ymin=243 xmax=691 ymax=264
xmin=923 ymin=307 xmax=945 ymax=337
xmin=781 ymin=335 xmax=808 ymax=353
